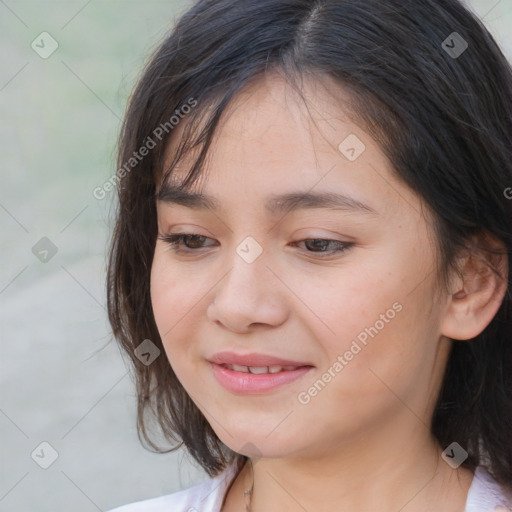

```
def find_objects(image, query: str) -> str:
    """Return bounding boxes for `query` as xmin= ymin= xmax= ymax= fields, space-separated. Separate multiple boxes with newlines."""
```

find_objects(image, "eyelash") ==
xmin=157 ymin=233 xmax=353 ymax=258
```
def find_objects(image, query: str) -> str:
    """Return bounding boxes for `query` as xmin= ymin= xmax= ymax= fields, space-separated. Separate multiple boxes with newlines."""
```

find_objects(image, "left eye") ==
xmin=291 ymin=238 xmax=352 ymax=256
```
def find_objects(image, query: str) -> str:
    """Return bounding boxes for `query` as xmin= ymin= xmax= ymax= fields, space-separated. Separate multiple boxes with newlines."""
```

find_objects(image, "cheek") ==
xmin=295 ymin=262 xmax=404 ymax=346
xmin=149 ymin=250 xmax=213 ymax=381
xmin=150 ymin=249 xmax=204 ymax=333
xmin=150 ymin=261 xmax=177 ymax=335
xmin=296 ymin=257 xmax=432 ymax=391
xmin=150 ymin=255 xmax=192 ymax=359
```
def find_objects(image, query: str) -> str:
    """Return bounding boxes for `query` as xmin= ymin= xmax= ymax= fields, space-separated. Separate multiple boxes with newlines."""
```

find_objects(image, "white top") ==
xmin=107 ymin=463 xmax=512 ymax=512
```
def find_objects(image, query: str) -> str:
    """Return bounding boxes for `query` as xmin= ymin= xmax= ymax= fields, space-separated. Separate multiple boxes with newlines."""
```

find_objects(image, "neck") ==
xmin=236 ymin=421 xmax=473 ymax=512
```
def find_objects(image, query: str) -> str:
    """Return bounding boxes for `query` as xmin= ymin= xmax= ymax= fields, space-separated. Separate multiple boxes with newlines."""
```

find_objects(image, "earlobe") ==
xmin=440 ymin=234 xmax=508 ymax=341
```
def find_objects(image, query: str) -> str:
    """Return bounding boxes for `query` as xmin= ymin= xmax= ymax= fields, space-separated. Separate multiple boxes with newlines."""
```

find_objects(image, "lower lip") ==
xmin=209 ymin=362 xmax=313 ymax=394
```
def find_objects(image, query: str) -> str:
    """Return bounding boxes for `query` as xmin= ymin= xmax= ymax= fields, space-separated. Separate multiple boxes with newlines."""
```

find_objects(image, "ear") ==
xmin=441 ymin=232 xmax=509 ymax=341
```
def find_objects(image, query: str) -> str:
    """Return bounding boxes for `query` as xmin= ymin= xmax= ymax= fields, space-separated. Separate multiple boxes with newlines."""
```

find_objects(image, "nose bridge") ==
xmin=207 ymin=235 xmax=287 ymax=330
xmin=223 ymin=234 xmax=269 ymax=296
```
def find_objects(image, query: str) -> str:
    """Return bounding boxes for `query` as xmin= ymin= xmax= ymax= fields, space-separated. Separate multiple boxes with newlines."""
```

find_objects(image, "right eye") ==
xmin=157 ymin=233 xmax=218 ymax=252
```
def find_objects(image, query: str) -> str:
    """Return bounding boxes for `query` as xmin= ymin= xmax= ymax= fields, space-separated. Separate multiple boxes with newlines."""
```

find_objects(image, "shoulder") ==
xmin=106 ymin=461 xmax=239 ymax=512
xmin=465 ymin=466 xmax=512 ymax=512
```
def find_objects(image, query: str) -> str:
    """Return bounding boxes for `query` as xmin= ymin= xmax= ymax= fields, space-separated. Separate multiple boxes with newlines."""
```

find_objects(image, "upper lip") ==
xmin=208 ymin=351 xmax=314 ymax=367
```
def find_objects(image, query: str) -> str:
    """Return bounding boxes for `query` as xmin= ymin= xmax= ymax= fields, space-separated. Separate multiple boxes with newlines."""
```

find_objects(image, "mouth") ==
xmin=209 ymin=362 xmax=314 ymax=394
xmin=219 ymin=363 xmax=310 ymax=374
xmin=208 ymin=351 xmax=314 ymax=368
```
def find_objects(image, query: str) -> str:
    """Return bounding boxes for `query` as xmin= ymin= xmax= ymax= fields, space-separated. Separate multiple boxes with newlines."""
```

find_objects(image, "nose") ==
xmin=206 ymin=248 xmax=289 ymax=333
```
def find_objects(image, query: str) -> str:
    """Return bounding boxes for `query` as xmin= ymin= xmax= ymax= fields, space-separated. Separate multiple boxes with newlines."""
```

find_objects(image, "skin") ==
xmin=150 ymin=71 xmax=507 ymax=512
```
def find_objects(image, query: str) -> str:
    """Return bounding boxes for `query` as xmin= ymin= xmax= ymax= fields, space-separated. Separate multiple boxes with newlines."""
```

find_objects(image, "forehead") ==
xmin=156 ymin=72 xmax=419 ymax=223
xmin=158 ymin=73 xmax=356 ymax=180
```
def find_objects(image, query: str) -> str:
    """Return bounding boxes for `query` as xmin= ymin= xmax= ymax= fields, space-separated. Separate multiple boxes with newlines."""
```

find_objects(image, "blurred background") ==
xmin=1 ymin=1 xmax=511 ymax=510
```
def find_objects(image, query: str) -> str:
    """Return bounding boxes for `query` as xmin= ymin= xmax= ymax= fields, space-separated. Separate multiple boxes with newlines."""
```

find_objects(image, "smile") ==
xmin=210 ymin=362 xmax=313 ymax=394
xmin=220 ymin=363 xmax=305 ymax=374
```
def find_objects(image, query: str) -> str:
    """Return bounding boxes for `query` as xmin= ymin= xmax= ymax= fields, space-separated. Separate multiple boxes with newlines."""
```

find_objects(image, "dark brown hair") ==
xmin=107 ymin=0 xmax=512 ymax=487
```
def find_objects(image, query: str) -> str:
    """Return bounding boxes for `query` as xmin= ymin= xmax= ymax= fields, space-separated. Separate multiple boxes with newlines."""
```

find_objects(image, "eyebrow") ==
xmin=155 ymin=183 xmax=378 ymax=216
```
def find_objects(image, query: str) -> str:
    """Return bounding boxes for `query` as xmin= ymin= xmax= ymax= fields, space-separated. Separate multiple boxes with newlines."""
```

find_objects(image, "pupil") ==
xmin=186 ymin=235 xmax=204 ymax=248
xmin=307 ymin=239 xmax=328 ymax=251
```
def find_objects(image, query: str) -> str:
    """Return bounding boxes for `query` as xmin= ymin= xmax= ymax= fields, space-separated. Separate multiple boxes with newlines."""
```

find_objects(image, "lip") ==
xmin=208 ymin=351 xmax=313 ymax=367
xmin=209 ymin=362 xmax=313 ymax=394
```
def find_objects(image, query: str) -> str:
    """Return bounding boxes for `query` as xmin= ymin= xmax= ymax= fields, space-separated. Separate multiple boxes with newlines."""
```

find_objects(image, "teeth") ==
xmin=231 ymin=364 xmax=249 ymax=373
xmin=223 ymin=364 xmax=301 ymax=374
xmin=248 ymin=366 xmax=269 ymax=374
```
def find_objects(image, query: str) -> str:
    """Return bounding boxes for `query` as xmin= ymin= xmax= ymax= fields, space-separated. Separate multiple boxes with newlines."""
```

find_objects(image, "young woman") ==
xmin=106 ymin=0 xmax=512 ymax=510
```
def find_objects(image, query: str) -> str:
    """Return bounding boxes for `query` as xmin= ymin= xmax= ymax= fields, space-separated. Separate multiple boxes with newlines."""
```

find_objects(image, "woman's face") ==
xmin=150 ymin=73 xmax=453 ymax=460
